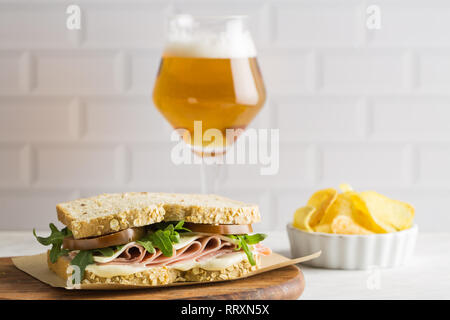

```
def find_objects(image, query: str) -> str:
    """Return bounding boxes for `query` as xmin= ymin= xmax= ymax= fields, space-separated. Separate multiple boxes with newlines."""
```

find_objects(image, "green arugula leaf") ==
xmin=149 ymin=229 xmax=174 ymax=257
xmin=228 ymin=233 xmax=267 ymax=266
xmin=170 ymin=232 xmax=180 ymax=243
xmin=70 ymin=247 xmax=117 ymax=283
xmin=173 ymin=220 xmax=191 ymax=232
xmin=243 ymin=233 xmax=267 ymax=245
xmin=136 ymin=220 xmax=189 ymax=257
xmin=228 ymin=235 xmax=241 ymax=249
xmin=33 ymin=223 xmax=72 ymax=263
xmin=136 ymin=232 xmax=156 ymax=254
xmin=70 ymin=250 xmax=94 ymax=283
xmin=237 ymin=235 xmax=256 ymax=266
xmin=49 ymin=245 xmax=70 ymax=263
xmin=136 ymin=239 xmax=155 ymax=254
xmin=93 ymin=247 xmax=114 ymax=257
xmin=33 ymin=223 xmax=71 ymax=246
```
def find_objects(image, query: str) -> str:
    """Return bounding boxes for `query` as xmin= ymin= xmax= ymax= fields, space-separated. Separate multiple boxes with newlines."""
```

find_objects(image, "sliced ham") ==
xmin=142 ymin=240 xmax=203 ymax=266
xmin=195 ymin=248 xmax=236 ymax=262
xmin=190 ymin=236 xmax=235 ymax=261
xmin=254 ymin=243 xmax=272 ymax=256
xmin=166 ymin=236 xmax=235 ymax=266
xmin=97 ymin=235 xmax=238 ymax=267
xmin=105 ymin=243 xmax=146 ymax=264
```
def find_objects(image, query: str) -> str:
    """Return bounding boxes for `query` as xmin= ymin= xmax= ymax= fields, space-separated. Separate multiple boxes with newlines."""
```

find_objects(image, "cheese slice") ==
xmin=173 ymin=234 xmax=201 ymax=250
xmin=87 ymin=233 xmax=249 ymax=277
xmin=93 ymin=242 xmax=136 ymax=264
xmin=86 ymin=251 xmax=251 ymax=277
xmin=184 ymin=232 xmax=240 ymax=245
xmin=92 ymin=234 xmax=202 ymax=264
xmin=169 ymin=251 xmax=248 ymax=271
xmin=85 ymin=263 xmax=150 ymax=278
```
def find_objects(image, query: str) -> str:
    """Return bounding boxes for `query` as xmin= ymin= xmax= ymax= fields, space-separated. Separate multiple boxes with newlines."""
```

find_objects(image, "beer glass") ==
xmin=153 ymin=15 xmax=266 ymax=193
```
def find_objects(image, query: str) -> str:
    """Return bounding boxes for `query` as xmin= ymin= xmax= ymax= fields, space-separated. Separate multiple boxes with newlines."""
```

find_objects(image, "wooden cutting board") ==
xmin=0 ymin=257 xmax=305 ymax=300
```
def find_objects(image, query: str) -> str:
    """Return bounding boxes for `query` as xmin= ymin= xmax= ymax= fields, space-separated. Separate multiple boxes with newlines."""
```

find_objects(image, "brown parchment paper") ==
xmin=12 ymin=251 xmax=321 ymax=290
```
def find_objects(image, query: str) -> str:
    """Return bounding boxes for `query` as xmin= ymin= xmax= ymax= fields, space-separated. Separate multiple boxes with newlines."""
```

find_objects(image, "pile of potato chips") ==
xmin=293 ymin=184 xmax=415 ymax=234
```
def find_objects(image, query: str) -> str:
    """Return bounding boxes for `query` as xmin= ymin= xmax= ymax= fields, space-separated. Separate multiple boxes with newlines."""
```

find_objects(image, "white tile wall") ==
xmin=0 ymin=52 xmax=23 ymax=93
xmin=0 ymin=0 xmax=449 ymax=232
xmin=320 ymin=49 xmax=408 ymax=94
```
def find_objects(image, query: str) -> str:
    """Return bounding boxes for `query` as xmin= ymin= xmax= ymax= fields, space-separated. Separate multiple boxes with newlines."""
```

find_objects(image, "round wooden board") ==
xmin=0 ymin=257 xmax=305 ymax=300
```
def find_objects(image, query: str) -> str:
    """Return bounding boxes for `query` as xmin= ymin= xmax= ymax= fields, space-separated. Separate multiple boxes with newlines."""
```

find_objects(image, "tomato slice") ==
xmin=62 ymin=227 xmax=146 ymax=251
xmin=183 ymin=223 xmax=253 ymax=235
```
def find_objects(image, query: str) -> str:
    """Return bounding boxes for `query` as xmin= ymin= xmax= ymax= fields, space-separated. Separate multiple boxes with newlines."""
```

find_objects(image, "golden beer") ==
xmin=153 ymin=55 xmax=266 ymax=153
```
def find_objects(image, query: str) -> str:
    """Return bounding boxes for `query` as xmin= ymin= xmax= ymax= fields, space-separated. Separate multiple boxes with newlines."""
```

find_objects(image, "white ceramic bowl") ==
xmin=286 ymin=223 xmax=418 ymax=270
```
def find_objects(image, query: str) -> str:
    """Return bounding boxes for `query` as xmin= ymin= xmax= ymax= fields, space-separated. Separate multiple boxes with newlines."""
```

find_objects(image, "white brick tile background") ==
xmin=0 ymin=0 xmax=449 ymax=232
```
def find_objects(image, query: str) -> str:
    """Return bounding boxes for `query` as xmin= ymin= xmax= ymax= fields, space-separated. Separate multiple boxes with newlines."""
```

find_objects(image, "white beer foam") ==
xmin=164 ymin=15 xmax=257 ymax=59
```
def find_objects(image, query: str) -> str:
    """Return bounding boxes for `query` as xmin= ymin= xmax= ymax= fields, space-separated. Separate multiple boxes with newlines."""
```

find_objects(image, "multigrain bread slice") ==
xmin=56 ymin=192 xmax=165 ymax=239
xmin=47 ymin=251 xmax=260 ymax=286
xmin=148 ymin=193 xmax=260 ymax=225
xmin=57 ymin=192 xmax=260 ymax=239
xmin=47 ymin=251 xmax=177 ymax=286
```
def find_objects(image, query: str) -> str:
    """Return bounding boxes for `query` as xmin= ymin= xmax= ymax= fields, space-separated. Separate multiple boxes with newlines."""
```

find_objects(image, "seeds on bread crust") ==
xmin=57 ymin=192 xmax=260 ymax=239
xmin=56 ymin=193 xmax=165 ymax=239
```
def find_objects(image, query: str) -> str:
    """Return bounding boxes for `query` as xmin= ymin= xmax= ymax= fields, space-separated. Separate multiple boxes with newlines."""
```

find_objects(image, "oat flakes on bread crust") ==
xmin=57 ymin=192 xmax=260 ymax=239
xmin=176 ymin=256 xmax=261 ymax=283
xmin=56 ymin=192 xmax=165 ymax=239
xmin=149 ymin=193 xmax=260 ymax=225
xmin=46 ymin=251 xmax=177 ymax=286
xmin=47 ymin=251 xmax=261 ymax=286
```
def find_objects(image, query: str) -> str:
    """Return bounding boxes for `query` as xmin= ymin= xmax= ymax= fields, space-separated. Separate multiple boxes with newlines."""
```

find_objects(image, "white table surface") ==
xmin=1 ymin=230 xmax=449 ymax=299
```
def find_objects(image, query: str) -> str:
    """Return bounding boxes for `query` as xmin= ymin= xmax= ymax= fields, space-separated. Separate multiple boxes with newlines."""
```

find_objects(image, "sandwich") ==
xmin=33 ymin=192 xmax=271 ymax=286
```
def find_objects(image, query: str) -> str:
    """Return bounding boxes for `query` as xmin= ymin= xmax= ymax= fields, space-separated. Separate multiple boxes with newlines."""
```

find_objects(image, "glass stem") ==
xmin=200 ymin=158 xmax=227 ymax=194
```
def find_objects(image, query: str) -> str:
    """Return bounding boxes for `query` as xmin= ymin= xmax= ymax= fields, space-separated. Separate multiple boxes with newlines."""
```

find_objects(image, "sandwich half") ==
xmin=33 ymin=192 xmax=271 ymax=286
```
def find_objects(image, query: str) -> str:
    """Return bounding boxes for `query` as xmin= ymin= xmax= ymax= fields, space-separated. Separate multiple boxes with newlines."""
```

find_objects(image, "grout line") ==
xmin=408 ymin=144 xmax=420 ymax=185
xmin=361 ymin=97 xmax=373 ymax=140
xmin=263 ymin=0 xmax=276 ymax=46
xmin=69 ymin=97 xmax=82 ymax=140
xmin=312 ymin=51 xmax=323 ymax=93
xmin=312 ymin=144 xmax=324 ymax=184
xmin=19 ymin=51 xmax=33 ymax=93
xmin=115 ymin=144 xmax=131 ymax=185
xmin=358 ymin=0 xmax=369 ymax=47
xmin=27 ymin=144 xmax=37 ymax=186
xmin=20 ymin=144 xmax=32 ymax=187
xmin=115 ymin=51 xmax=131 ymax=93
xmin=406 ymin=50 xmax=419 ymax=90
xmin=403 ymin=143 xmax=417 ymax=186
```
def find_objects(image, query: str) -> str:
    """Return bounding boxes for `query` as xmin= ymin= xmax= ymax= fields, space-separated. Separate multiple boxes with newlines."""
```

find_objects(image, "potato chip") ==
xmin=339 ymin=183 xmax=354 ymax=192
xmin=331 ymin=215 xmax=373 ymax=235
xmin=347 ymin=191 xmax=395 ymax=233
xmin=293 ymin=205 xmax=315 ymax=232
xmin=359 ymin=191 xmax=415 ymax=231
xmin=307 ymin=188 xmax=338 ymax=227
xmin=293 ymin=184 xmax=415 ymax=236
xmin=314 ymin=224 xmax=331 ymax=233
xmin=319 ymin=192 xmax=353 ymax=225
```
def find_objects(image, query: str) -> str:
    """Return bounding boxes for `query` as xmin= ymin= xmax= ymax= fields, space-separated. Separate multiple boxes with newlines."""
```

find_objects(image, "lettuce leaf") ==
xmin=142 ymin=220 xmax=191 ymax=257
xmin=242 ymin=233 xmax=267 ymax=245
xmin=33 ymin=223 xmax=72 ymax=263
xmin=93 ymin=247 xmax=114 ymax=257
xmin=148 ymin=229 xmax=174 ymax=257
xmin=136 ymin=237 xmax=156 ymax=254
xmin=70 ymin=250 xmax=94 ymax=283
xmin=229 ymin=233 xmax=267 ymax=266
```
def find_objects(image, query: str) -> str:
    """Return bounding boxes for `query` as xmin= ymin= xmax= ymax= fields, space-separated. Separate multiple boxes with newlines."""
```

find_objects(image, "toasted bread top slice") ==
xmin=56 ymin=192 xmax=165 ymax=239
xmin=150 ymin=193 xmax=260 ymax=225
xmin=57 ymin=192 xmax=260 ymax=239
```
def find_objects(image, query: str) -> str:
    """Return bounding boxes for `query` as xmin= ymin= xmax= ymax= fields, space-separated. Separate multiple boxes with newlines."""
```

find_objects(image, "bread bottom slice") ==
xmin=47 ymin=251 xmax=260 ymax=286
